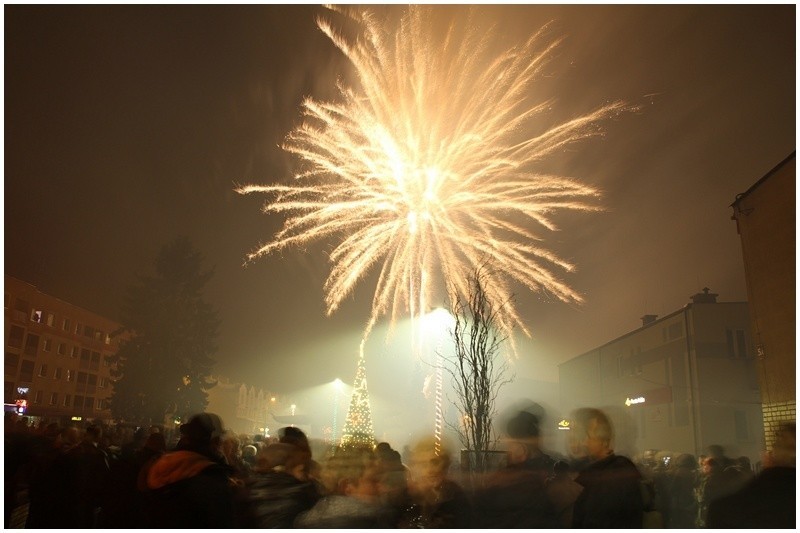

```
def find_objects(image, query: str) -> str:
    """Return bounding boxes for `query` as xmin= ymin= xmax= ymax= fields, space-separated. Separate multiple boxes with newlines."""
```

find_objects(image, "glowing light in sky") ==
xmin=239 ymin=6 xmax=625 ymax=346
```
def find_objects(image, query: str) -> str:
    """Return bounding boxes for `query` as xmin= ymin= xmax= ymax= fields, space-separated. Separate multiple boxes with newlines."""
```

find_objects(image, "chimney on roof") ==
xmin=641 ymin=314 xmax=658 ymax=327
xmin=690 ymin=287 xmax=718 ymax=304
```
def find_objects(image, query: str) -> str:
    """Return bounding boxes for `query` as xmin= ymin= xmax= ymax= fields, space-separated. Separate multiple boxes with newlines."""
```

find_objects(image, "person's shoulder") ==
xmin=608 ymin=453 xmax=639 ymax=468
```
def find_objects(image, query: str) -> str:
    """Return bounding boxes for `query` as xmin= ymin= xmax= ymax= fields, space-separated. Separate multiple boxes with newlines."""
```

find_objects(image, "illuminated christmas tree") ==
xmin=339 ymin=352 xmax=375 ymax=448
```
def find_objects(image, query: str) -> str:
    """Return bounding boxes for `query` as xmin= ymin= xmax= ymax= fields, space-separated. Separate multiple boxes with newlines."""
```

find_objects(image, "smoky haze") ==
xmin=4 ymin=5 xmax=794 ymax=445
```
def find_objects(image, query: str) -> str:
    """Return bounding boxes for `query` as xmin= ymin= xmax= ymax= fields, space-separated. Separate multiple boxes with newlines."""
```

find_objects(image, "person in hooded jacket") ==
xmin=144 ymin=413 xmax=236 ymax=528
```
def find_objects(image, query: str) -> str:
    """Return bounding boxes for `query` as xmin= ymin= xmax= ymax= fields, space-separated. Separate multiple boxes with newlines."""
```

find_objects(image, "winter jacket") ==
xmin=145 ymin=450 xmax=236 ymax=528
xmin=572 ymin=453 xmax=644 ymax=528
xmin=242 ymin=469 xmax=321 ymax=528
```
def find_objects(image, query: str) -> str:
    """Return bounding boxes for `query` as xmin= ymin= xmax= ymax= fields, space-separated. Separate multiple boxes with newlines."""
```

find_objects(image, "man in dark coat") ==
xmin=474 ymin=410 xmax=558 ymax=528
xmin=242 ymin=442 xmax=321 ymax=528
xmin=569 ymin=407 xmax=644 ymax=528
xmin=706 ymin=423 xmax=795 ymax=529
xmin=144 ymin=413 xmax=236 ymax=528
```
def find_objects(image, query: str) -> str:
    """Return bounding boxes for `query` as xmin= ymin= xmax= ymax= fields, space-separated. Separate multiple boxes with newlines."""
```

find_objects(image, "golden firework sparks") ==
xmin=239 ymin=6 xmax=626 ymax=348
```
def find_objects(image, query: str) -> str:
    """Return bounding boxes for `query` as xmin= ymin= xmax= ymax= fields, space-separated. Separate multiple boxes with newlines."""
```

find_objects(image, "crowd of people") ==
xmin=4 ymin=408 xmax=795 ymax=529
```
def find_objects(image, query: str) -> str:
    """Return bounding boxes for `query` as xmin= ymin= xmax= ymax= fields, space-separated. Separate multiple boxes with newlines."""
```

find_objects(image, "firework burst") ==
xmin=239 ymin=6 xmax=625 ymax=349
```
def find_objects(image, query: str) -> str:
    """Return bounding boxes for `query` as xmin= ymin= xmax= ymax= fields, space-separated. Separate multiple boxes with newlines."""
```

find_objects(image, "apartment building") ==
xmin=4 ymin=275 xmax=122 ymax=425
xmin=731 ymin=152 xmax=796 ymax=448
xmin=559 ymin=289 xmax=764 ymax=463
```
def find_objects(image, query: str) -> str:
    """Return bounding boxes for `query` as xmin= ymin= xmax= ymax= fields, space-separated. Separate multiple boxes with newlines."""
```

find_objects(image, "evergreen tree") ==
xmin=108 ymin=237 xmax=219 ymax=425
xmin=339 ymin=351 xmax=375 ymax=448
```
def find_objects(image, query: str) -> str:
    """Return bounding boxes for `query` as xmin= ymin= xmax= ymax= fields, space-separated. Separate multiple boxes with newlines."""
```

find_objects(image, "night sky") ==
xmin=5 ymin=5 xmax=795 ymax=418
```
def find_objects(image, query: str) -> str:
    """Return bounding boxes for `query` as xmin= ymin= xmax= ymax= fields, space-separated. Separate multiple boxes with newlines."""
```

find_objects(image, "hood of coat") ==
xmin=146 ymin=450 xmax=217 ymax=490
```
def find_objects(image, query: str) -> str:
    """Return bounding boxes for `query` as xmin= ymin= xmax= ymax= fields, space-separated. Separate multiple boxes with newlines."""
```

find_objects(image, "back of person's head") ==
xmin=279 ymin=426 xmax=311 ymax=453
xmin=60 ymin=426 xmax=81 ymax=446
xmin=675 ymin=453 xmax=696 ymax=470
xmin=553 ymin=460 xmax=570 ymax=476
xmin=243 ymin=444 xmax=258 ymax=462
xmin=144 ymin=432 xmax=167 ymax=454
xmin=507 ymin=411 xmax=541 ymax=439
xmin=177 ymin=412 xmax=225 ymax=452
xmin=707 ymin=444 xmax=725 ymax=459
xmin=257 ymin=442 xmax=310 ymax=479
xmin=85 ymin=424 xmax=103 ymax=442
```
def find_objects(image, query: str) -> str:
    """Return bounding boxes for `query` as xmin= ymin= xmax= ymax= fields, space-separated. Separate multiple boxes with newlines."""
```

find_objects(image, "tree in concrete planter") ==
xmin=108 ymin=237 xmax=219 ymax=426
xmin=444 ymin=263 xmax=514 ymax=482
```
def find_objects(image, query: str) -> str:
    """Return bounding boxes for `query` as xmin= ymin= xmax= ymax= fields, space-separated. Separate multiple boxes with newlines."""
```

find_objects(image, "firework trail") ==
xmin=239 ymin=6 xmax=626 ymax=353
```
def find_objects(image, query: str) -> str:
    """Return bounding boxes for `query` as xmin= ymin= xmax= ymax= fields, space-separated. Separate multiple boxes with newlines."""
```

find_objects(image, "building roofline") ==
xmin=559 ymin=301 xmax=748 ymax=366
xmin=4 ymin=274 xmax=121 ymax=325
xmin=731 ymin=151 xmax=796 ymax=207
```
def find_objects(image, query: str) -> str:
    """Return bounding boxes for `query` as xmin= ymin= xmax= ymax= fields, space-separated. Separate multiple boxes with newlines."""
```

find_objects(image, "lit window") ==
xmin=31 ymin=309 xmax=43 ymax=323
xmin=66 ymin=370 xmax=74 ymax=382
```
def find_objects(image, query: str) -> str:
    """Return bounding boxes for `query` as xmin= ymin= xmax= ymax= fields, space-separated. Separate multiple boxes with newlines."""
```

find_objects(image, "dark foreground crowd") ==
xmin=4 ymin=408 xmax=796 ymax=529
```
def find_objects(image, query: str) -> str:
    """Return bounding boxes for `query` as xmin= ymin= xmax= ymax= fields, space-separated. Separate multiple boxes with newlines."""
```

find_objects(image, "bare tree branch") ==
xmin=441 ymin=260 xmax=515 ymax=482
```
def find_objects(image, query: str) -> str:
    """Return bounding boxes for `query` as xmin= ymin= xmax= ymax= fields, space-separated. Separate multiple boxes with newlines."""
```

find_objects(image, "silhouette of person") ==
xmin=568 ymin=407 xmax=644 ymax=528
xmin=474 ymin=410 xmax=558 ymax=528
xmin=707 ymin=423 xmax=795 ymax=529
xmin=144 ymin=413 xmax=236 ymax=528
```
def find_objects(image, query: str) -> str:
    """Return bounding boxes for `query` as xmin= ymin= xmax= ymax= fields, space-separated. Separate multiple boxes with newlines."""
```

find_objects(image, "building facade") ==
xmin=4 ymin=275 xmax=121 ymax=425
xmin=731 ymin=152 xmax=795 ymax=449
xmin=559 ymin=289 xmax=764 ymax=463
xmin=206 ymin=375 xmax=280 ymax=436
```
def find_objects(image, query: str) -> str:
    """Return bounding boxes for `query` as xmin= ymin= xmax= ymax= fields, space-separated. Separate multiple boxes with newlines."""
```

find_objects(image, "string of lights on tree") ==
xmin=338 ymin=352 xmax=376 ymax=448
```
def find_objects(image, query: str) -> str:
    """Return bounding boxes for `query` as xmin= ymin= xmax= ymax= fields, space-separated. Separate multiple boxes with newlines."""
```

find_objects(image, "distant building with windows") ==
xmin=559 ymin=289 xmax=764 ymax=463
xmin=4 ymin=275 xmax=121 ymax=425
xmin=206 ymin=375 xmax=282 ymax=436
xmin=731 ymin=152 xmax=795 ymax=450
